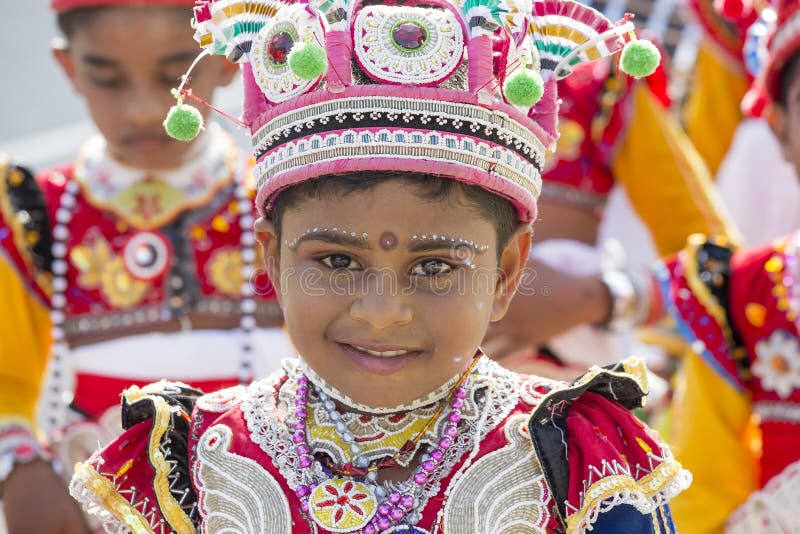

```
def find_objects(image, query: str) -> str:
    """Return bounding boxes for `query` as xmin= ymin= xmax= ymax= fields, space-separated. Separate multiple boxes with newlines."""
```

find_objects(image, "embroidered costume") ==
xmin=655 ymin=1 xmax=800 ymax=531
xmin=68 ymin=0 xmax=689 ymax=531
xmin=72 ymin=357 xmax=689 ymax=533
xmin=0 ymin=124 xmax=291 ymax=477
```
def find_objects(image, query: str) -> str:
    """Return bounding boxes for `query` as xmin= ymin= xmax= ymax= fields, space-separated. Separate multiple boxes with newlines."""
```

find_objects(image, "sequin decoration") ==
xmin=353 ymin=6 xmax=464 ymax=85
xmin=122 ymin=231 xmax=171 ymax=282
xmin=308 ymin=478 xmax=378 ymax=532
xmin=250 ymin=4 xmax=324 ymax=103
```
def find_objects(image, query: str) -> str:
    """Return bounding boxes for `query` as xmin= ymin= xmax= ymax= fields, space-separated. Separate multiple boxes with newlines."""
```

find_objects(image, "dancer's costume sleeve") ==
xmin=652 ymin=235 xmax=759 ymax=533
xmin=529 ymin=359 xmax=692 ymax=533
xmin=0 ymin=157 xmax=52 ymax=439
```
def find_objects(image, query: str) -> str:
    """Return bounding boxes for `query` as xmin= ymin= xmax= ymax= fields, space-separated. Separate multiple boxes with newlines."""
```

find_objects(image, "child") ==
xmin=69 ymin=0 xmax=690 ymax=532
xmin=0 ymin=1 xmax=292 ymax=531
xmin=650 ymin=0 xmax=800 ymax=531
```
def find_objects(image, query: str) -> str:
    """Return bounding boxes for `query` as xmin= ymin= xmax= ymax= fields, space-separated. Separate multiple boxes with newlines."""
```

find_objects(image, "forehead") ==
xmin=66 ymin=6 xmax=194 ymax=60
xmin=279 ymin=180 xmax=496 ymax=238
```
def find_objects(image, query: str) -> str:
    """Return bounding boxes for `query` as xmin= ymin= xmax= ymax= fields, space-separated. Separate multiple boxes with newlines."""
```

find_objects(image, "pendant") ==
xmin=308 ymin=478 xmax=378 ymax=532
xmin=122 ymin=231 xmax=171 ymax=281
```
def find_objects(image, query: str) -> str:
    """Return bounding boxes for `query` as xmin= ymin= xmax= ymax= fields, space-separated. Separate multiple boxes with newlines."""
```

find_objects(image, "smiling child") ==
xmin=69 ymin=0 xmax=690 ymax=532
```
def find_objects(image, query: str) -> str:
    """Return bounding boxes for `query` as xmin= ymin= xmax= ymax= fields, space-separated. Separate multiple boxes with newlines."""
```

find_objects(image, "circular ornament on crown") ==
xmin=251 ymin=4 xmax=325 ymax=103
xmin=353 ymin=5 xmax=465 ymax=86
xmin=122 ymin=231 xmax=171 ymax=282
xmin=308 ymin=478 xmax=378 ymax=532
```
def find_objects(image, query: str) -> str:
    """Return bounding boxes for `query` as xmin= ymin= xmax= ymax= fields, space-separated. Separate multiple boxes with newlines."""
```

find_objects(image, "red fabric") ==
xmin=52 ymin=0 xmax=195 ymax=11
xmin=35 ymin=165 xmax=276 ymax=316
xmin=542 ymin=60 xmax=635 ymax=200
xmin=73 ymin=373 xmax=239 ymax=420
xmin=565 ymin=391 xmax=672 ymax=515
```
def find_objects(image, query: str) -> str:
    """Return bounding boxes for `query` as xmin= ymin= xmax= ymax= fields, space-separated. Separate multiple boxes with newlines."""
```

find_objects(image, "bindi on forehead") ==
xmin=379 ymin=231 xmax=398 ymax=251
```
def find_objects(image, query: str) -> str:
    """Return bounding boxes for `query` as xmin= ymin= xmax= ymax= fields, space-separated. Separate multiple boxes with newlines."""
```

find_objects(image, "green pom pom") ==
xmin=503 ymin=69 xmax=545 ymax=108
xmin=288 ymin=41 xmax=328 ymax=80
xmin=619 ymin=40 xmax=661 ymax=78
xmin=163 ymin=103 xmax=204 ymax=141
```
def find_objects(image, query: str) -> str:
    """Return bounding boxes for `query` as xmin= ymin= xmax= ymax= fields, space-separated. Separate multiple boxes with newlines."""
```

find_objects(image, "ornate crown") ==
xmin=167 ymin=0 xmax=659 ymax=222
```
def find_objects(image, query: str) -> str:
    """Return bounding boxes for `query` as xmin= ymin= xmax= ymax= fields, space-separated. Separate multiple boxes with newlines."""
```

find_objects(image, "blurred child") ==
xmin=0 ymin=2 xmax=291 ymax=531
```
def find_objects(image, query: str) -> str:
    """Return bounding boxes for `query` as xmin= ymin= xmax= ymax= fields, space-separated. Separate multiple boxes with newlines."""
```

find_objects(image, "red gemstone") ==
xmin=268 ymin=32 xmax=294 ymax=65
xmin=393 ymin=22 xmax=427 ymax=50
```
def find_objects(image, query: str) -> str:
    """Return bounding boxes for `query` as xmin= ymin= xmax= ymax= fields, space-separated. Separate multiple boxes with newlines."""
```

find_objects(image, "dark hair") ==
xmin=56 ymin=8 xmax=105 ymax=38
xmin=56 ymin=5 xmax=191 ymax=39
xmin=270 ymin=172 xmax=519 ymax=256
xmin=779 ymin=51 xmax=800 ymax=107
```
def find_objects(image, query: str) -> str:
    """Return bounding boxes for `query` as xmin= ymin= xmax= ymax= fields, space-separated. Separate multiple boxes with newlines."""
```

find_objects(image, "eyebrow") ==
xmin=157 ymin=50 xmax=200 ymax=65
xmin=81 ymin=54 xmax=119 ymax=68
xmin=288 ymin=230 xmax=371 ymax=251
xmin=407 ymin=240 xmax=483 ymax=256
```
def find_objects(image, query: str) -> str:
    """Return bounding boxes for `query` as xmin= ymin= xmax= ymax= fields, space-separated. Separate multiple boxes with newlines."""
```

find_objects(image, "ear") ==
xmin=254 ymin=217 xmax=283 ymax=305
xmin=51 ymin=39 xmax=79 ymax=92
xmin=490 ymin=224 xmax=532 ymax=321
xmin=767 ymin=102 xmax=794 ymax=163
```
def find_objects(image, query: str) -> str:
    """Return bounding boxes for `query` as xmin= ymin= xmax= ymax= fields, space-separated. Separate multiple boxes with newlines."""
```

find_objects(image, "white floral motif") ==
xmin=353 ymin=5 xmax=464 ymax=85
xmin=753 ymin=330 xmax=800 ymax=399
xmin=250 ymin=4 xmax=325 ymax=103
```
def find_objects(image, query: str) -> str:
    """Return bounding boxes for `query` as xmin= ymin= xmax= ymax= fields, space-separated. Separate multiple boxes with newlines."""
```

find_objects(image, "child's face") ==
xmin=771 ymin=60 xmax=800 ymax=176
xmin=258 ymin=180 xmax=530 ymax=407
xmin=53 ymin=7 xmax=236 ymax=170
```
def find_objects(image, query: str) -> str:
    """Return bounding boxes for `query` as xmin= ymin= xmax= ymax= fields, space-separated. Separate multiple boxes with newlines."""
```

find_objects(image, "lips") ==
xmin=336 ymin=342 xmax=423 ymax=376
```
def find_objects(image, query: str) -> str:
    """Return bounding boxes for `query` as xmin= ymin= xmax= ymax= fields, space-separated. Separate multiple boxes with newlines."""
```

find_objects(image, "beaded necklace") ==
xmin=43 ymin=160 xmax=258 ymax=435
xmin=290 ymin=355 xmax=481 ymax=533
xmin=767 ymin=232 xmax=800 ymax=333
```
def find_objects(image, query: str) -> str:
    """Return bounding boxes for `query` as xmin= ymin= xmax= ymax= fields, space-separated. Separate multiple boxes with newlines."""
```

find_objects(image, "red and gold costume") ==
xmin=70 ymin=357 xmax=689 ymax=533
xmin=656 ymin=0 xmax=800 ymax=530
xmin=0 ymin=126 xmax=291 ymax=480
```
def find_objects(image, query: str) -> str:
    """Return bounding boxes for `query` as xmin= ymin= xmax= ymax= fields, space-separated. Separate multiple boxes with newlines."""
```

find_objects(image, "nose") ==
xmin=349 ymin=270 xmax=412 ymax=329
xmin=124 ymin=85 xmax=166 ymax=128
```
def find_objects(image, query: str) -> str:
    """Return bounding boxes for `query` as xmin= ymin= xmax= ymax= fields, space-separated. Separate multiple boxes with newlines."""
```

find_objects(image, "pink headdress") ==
xmin=762 ymin=0 xmax=800 ymax=104
xmin=173 ymin=0 xmax=658 ymax=222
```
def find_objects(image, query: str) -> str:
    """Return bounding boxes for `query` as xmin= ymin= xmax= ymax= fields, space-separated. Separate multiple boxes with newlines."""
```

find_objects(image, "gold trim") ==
xmin=0 ymin=156 xmax=52 ymax=297
xmin=72 ymin=462 xmax=154 ymax=534
xmin=683 ymin=234 xmax=734 ymax=344
xmin=143 ymin=395 xmax=196 ymax=533
xmin=72 ymin=142 xmax=238 ymax=231
xmin=565 ymin=458 xmax=687 ymax=533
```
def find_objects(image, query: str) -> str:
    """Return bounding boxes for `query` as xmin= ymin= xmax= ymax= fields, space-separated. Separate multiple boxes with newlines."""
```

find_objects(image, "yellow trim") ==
xmin=144 ymin=394 xmax=196 ymax=534
xmin=683 ymin=235 xmax=734 ymax=343
xmin=72 ymin=462 xmax=154 ymax=534
xmin=0 ymin=155 xmax=51 ymax=296
xmin=72 ymin=143 xmax=238 ymax=230
xmin=565 ymin=458 xmax=687 ymax=533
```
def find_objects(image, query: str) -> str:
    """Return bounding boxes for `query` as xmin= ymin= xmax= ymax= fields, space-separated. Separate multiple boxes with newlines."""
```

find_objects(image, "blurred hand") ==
xmin=3 ymin=460 xmax=90 ymax=534
xmin=483 ymin=259 xmax=611 ymax=361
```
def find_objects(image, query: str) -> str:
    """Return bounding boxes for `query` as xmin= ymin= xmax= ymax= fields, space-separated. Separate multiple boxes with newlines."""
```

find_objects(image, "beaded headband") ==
xmin=166 ymin=0 xmax=660 ymax=222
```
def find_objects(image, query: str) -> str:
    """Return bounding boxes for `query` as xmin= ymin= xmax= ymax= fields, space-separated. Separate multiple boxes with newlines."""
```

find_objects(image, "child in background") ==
xmin=0 ymin=2 xmax=292 ymax=531
xmin=69 ymin=0 xmax=690 ymax=532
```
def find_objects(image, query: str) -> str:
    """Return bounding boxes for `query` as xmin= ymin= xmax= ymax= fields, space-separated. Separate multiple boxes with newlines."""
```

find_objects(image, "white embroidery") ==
xmin=726 ymin=459 xmax=800 ymax=534
xmin=442 ymin=415 xmax=551 ymax=533
xmin=353 ymin=6 xmax=464 ymax=86
xmin=240 ymin=357 xmax=519 ymax=516
xmin=196 ymin=385 xmax=248 ymax=414
xmin=753 ymin=330 xmax=800 ymax=399
xmin=194 ymin=424 xmax=292 ymax=534
xmin=250 ymin=4 xmax=324 ymax=103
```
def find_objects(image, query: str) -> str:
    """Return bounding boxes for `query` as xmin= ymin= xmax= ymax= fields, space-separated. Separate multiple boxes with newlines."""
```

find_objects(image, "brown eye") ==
xmin=321 ymin=254 xmax=359 ymax=270
xmin=411 ymin=259 xmax=452 ymax=276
